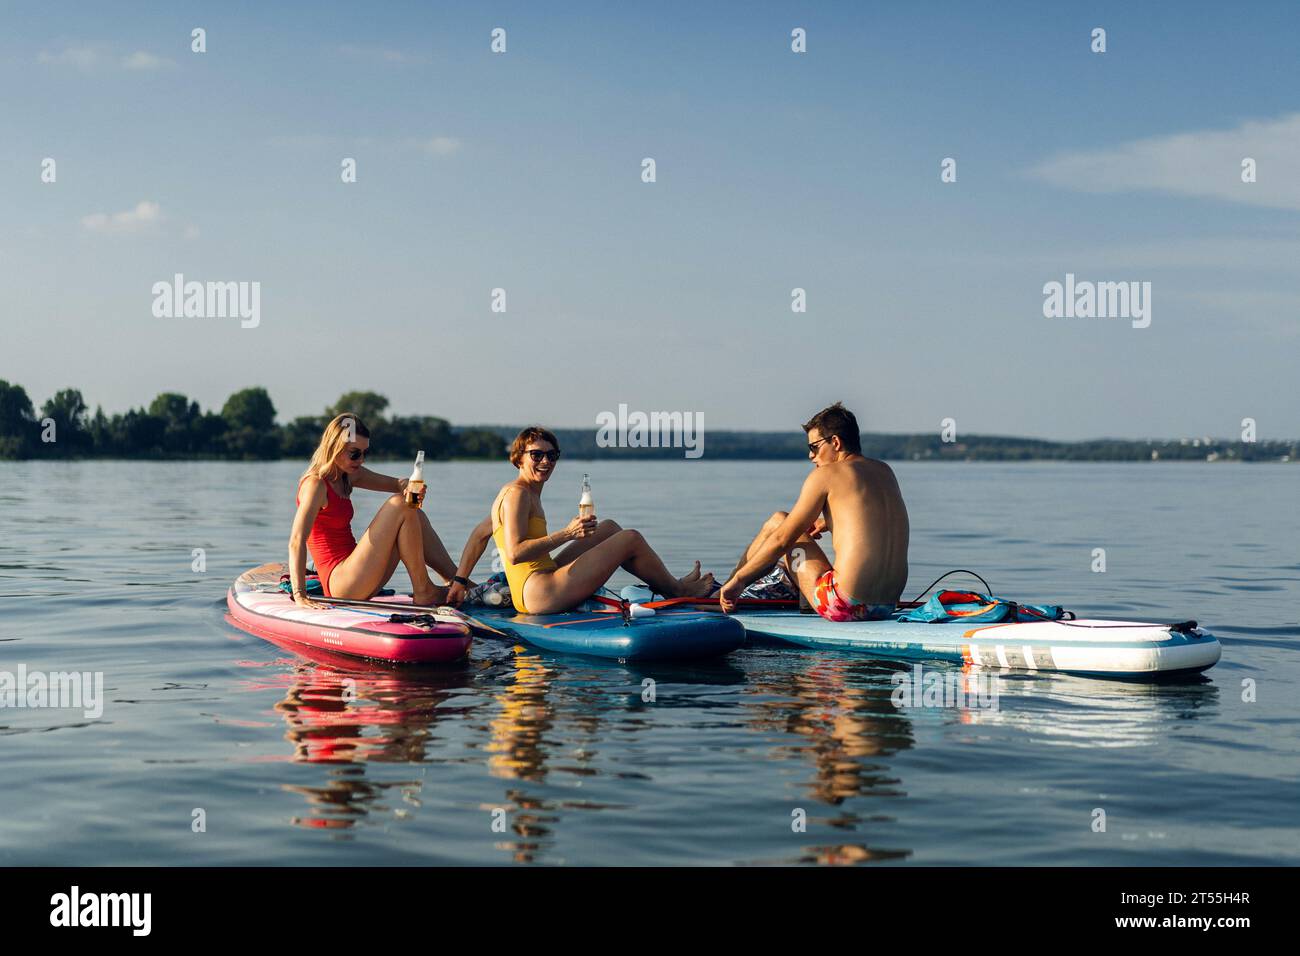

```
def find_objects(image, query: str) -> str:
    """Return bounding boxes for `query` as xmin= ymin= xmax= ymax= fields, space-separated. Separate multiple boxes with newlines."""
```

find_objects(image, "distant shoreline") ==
xmin=463 ymin=426 xmax=1297 ymax=464
xmin=4 ymin=429 xmax=1294 ymax=464
xmin=2 ymin=380 xmax=1293 ymax=463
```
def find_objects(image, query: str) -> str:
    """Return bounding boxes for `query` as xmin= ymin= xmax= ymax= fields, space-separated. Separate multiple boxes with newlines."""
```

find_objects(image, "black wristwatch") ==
xmin=452 ymin=575 xmax=473 ymax=587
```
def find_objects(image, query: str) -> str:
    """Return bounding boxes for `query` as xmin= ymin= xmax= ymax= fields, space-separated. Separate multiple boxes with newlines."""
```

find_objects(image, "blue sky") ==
xmin=2 ymin=1 xmax=1297 ymax=439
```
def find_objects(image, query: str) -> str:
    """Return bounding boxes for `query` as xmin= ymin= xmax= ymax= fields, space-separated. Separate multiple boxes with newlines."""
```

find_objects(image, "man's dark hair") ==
xmin=802 ymin=402 xmax=862 ymax=454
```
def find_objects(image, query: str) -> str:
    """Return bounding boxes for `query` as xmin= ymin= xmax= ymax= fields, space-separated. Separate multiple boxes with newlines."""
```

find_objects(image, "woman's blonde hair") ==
xmin=301 ymin=413 xmax=370 ymax=485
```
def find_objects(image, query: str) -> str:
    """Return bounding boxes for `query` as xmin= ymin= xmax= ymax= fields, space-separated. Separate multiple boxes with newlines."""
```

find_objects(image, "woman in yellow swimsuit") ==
xmin=447 ymin=427 xmax=716 ymax=614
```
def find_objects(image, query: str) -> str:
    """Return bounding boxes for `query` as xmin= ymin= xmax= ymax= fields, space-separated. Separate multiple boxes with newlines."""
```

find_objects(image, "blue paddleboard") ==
xmin=471 ymin=601 xmax=745 ymax=661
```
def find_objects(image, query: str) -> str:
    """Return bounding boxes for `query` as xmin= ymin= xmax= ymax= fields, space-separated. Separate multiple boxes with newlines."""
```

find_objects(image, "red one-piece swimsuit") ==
xmin=297 ymin=477 xmax=356 ymax=597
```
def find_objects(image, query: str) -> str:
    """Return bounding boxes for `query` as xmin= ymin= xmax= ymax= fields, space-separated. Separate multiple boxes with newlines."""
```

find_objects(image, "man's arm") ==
xmin=446 ymin=514 xmax=493 ymax=605
xmin=454 ymin=515 xmax=493 ymax=580
xmin=726 ymin=471 xmax=828 ymax=595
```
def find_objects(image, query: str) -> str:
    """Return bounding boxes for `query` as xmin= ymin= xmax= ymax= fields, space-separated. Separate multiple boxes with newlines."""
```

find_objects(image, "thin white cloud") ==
xmin=38 ymin=45 xmax=175 ymax=72
xmin=122 ymin=51 xmax=175 ymax=71
xmin=422 ymin=136 xmax=462 ymax=157
xmin=339 ymin=44 xmax=422 ymax=64
xmin=37 ymin=46 xmax=102 ymax=70
xmin=1028 ymin=113 xmax=1300 ymax=212
xmin=266 ymin=133 xmax=462 ymax=156
xmin=81 ymin=201 xmax=163 ymax=235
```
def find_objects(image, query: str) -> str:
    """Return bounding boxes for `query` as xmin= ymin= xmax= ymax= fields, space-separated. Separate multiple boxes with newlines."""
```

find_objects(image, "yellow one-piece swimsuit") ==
xmin=492 ymin=498 xmax=557 ymax=614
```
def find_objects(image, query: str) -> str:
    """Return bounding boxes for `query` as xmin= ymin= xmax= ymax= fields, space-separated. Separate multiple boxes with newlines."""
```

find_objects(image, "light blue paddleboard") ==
xmin=728 ymin=609 xmax=1220 ymax=677
xmin=615 ymin=583 xmax=1220 ymax=676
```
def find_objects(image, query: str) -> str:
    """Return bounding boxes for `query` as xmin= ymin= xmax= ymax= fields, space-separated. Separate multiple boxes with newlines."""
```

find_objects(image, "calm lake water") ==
xmin=1 ymin=459 xmax=1297 ymax=865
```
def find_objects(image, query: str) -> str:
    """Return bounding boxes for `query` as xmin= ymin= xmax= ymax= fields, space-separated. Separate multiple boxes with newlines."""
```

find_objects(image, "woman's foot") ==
xmin=676 ymin=561 xmax=717 ymax=598
xmin=412 ymin=583 xmax=450 ymax=607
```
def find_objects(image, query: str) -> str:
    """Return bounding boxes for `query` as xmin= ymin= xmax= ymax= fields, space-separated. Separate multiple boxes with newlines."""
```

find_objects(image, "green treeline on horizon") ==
xmin=486 ymin=427 xmax=1296 ymax=463
xmin=0 ymin=380 xmax=1295 ymax=463
xmin=0 ymin=382 xmax=506 ymax=461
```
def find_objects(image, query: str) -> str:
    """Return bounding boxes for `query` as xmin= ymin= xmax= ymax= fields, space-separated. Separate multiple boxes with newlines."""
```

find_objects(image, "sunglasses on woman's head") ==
xmin=527 ymin=450 xmax=560 ymax=463
xmin=346 ymin=448 xmax=368 ymax=462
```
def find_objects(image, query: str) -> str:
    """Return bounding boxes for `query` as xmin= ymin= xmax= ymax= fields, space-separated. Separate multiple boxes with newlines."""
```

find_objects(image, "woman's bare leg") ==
xmin=395 ymin=510 xmax=444 ymax=604
xmin=328 ymin=495 xmax=442 ymax=604
xmin=415 ymin=509 xmax=457 ymax=581
xmin=380 ymin=545 xmax=401 ymax=586
xmin=524 ymin=529 xmax=714 ymax=614
xmin=553 ymin=519 xmax=622 ymax=567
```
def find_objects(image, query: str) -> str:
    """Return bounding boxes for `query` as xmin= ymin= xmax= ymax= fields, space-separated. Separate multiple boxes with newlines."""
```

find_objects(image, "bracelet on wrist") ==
xmin=452 ymin=575 xmax=472 ymax=587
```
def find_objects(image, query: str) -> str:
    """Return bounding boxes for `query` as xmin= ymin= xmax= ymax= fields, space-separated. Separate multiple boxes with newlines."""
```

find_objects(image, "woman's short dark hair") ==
xmin=802 ymin=402 xmax=861 ymax=454
xmin=509 ymin=426 xmax=560 ymax=466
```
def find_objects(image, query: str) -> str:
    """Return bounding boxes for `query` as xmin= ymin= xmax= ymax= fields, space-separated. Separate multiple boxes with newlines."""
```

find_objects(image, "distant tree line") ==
xmin=1 ymin=379 xmax=1293 ymax=462
xmin=476 ymin=426 xmax=1298 ymax=463
xmin=0 ymin=381 xmax=506 ymax=460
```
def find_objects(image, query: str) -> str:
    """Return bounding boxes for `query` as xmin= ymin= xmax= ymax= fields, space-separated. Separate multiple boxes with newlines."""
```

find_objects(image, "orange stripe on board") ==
xmin=639 ymin=596 xmax=695 ymax=608
xmin=963 ymin=622 xmax=1018 ymax=639
xmin=947 ymin=603 xmax=1000 ymax=618
xmin=641 ymin=596 xmax=798 ymax=609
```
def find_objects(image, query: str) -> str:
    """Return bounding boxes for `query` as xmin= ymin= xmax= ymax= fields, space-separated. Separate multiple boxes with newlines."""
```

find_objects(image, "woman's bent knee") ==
xmin=389 ymin=497 xmax=423 ymax=521
xmin=598 ymin=519 xmax=622 ymax=532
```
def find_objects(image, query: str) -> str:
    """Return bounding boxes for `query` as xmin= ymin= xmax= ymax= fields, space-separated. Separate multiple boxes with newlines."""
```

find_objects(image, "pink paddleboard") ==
xmin=227 ymin=563 xmax=473 ymax=664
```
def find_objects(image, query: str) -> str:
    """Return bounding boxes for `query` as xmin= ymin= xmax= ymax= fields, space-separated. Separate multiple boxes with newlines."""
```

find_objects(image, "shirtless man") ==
xmin=718 ymin=402 xmax=910 ymax=620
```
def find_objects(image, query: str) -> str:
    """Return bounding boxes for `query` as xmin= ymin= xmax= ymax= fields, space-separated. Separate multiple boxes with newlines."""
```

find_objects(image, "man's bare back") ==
xmin=815 ymin=456 xmax=909 ymax=605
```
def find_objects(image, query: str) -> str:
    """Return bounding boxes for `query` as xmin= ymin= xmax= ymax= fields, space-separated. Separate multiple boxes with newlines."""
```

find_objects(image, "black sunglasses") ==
xmin=807 ymin=437 xmax=830 ymax=454
xmin=527 ymin=449 xmax=560 ymax=463
xmin=346 ymin=448 xmax=369 ymax=462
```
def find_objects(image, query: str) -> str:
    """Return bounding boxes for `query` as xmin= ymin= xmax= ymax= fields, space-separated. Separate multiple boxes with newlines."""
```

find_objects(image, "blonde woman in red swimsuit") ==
xmin=287 ymin=413 xmax=459 ymax=608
